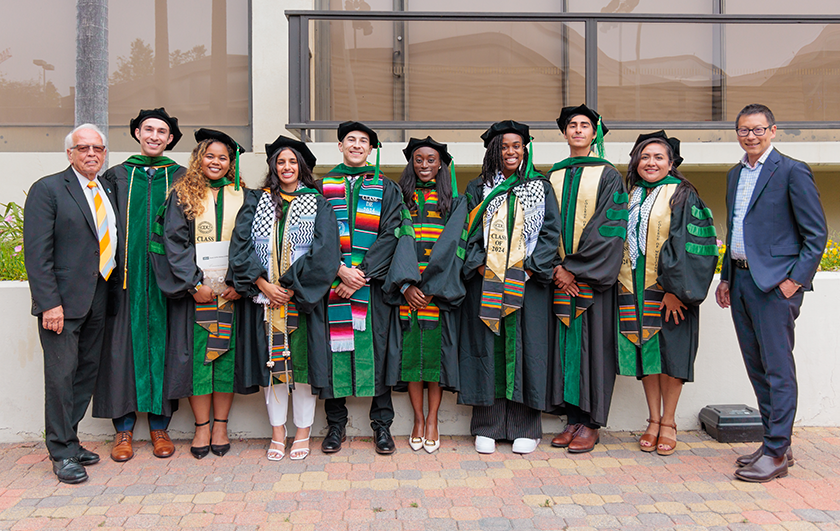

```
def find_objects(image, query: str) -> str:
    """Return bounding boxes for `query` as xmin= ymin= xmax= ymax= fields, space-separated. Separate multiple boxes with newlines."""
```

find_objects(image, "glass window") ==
xmin=108 ymin=0 xmax=250 ymax=151
xmin=311 ymin=19 xmax=586 ymax=140
xmin=0 ymin=1 xmax=75 ymax=151
xmin=568 ymin=0 xmax=712 ymax=14
xmin=725 ymin=0 xmax=840 ymax=15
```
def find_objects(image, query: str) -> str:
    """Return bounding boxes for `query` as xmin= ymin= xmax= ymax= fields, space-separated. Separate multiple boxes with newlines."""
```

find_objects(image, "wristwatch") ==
xmin=188 ymin=281 xmax=203 ymax=294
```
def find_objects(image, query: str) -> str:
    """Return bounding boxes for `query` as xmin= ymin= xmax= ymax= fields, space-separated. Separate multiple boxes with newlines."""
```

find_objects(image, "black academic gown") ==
xmin=621 ymin=189 xmax=717 ymax=381
xmin=388 ymin=194 xmax=469 ymax=393
xmin=321 ymin=175 xmax=419 ymax=398
xmin=545 ymin=163 xmax=627 ymax=427
xmin=149 ymin=189 xmax=259 ymax=400
xmin=228 ymin=188 xmax=340 ymax=394
xmin=457 ymin=176 xmax=561 ymax=411
xmin=93 ymin=162 xmax=185 ymax=419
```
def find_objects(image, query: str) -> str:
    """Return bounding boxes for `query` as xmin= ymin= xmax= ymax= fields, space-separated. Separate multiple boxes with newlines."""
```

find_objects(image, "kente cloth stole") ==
xmin=478 ymin=188 xmax=527 ymax=335
xmin=549 ymin=164 xmax=604 ymax=326
xmin=322 ymin=174 xmax=383 ymax=353
xmin=399 ymin=185 xmax=443 ymax=331
xmin=193 ymin=185 xmax=244 ymax=364
xmin=617 ymin=183 xmax=676 ymax=348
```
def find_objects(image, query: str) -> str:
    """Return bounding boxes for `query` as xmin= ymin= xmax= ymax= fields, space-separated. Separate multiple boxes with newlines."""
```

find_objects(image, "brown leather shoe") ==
xmin=736 ymin=445 xmax=795 ymax=468
xmin=568 ymin=426 xmax=600 ymax=454
xmin=734 ymin=454 xmax=788 ymax=483
xmin=150 ymin=429 xmax=175 ymax=458
xmin=551 ymin=424 xmax=582 ymax=448
xmin=111 ymin=431 xmax=134 ymax=462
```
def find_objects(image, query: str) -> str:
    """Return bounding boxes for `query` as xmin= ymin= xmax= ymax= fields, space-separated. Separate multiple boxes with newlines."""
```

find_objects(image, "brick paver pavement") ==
xmin=1 ymin=427 xmax=839 ymax=530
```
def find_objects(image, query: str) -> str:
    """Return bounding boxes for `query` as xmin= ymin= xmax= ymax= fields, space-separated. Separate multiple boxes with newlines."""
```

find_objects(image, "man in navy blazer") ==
xmin=716 ymin=104 xmax=827 ymax=483
xmin=24 ymin=124 xmax=119 ymax=484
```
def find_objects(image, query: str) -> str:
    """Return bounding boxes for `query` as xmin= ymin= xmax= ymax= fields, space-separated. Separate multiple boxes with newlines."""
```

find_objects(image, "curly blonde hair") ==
xmin=172 ymin=139 xmax=245 ymax=220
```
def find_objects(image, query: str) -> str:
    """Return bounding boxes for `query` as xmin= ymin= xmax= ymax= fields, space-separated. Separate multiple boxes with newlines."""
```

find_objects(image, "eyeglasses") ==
xmin=735 ymin=126 xmax=772 ymax=137
xmin=71 ymin=144 xmax=106 ymax=154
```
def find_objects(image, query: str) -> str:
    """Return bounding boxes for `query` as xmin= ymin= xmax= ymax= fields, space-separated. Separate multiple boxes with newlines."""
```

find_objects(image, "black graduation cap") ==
xmin=556 ymin=104 xmax=609 ymax=135
xmin=337 ymin=121 xmax=380 ymax=148
xmin=402 ymin=136 xmax=452 ymax=165
xmin=129 ymin=107 xmax=183 ymax=150
xmin=632 ymin=130 xmax=684 ymax=168
xmin=480 ymin=120 xmax=530 ymax=148
xmin=194 ymin=128 xmax=246 ymax=155
xmin=265 ymin=135 xmax=317 ymax=170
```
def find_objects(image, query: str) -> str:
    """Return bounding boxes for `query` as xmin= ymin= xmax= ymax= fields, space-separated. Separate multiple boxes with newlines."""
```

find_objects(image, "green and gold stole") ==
xmin=616 ymin=177 xmax=679 ymax=375
xmin=193 ymin=179 xmax=244 ymax=364
xmin=467 ymin=174 xmax=527 ymax=335
xmin=547 ymin=155 xmax=619 ymax=406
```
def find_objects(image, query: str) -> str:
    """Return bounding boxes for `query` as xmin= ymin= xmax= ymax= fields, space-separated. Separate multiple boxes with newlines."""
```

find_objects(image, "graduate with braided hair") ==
xmin=459 ymin=120 xmax=561 ymax=455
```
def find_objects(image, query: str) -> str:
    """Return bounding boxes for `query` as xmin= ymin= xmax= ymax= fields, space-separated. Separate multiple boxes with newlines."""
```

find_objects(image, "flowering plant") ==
xmin=0 ymin=202 xmax=26 ymax=280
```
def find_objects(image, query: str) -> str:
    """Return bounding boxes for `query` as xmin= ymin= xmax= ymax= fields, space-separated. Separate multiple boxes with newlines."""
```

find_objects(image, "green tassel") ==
xmin=450 ymin=156 xmax=458 ymax=197
xmin=234 ymin=148 xmax=241 ymax=190
xmin=525 ymin=136 xmax=537 ymax=179
xmin=373 ymin=144 xmax=381 ymax=185
xmin=594 ymin=117 xmax=606 ymax=159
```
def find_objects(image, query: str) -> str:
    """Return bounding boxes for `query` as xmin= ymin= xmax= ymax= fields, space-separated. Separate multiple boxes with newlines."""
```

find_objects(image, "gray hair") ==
xmin=64 ymin=124 xmax=107 ymax=150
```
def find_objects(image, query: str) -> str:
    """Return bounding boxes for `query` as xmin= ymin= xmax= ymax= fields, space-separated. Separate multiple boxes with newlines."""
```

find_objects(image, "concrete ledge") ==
xmin=2 ymin=274 xmax=838 ymax=443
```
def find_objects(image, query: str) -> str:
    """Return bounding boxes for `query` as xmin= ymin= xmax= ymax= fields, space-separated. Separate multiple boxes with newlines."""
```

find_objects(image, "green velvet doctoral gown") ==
xmin=93 ymin=158 xmax=185 ymax=419
xmin=148 ymin=187 xmax=259 ymax=400
xmin=545 ymin=160 xmax=627 ymax=427
xmin=617 ymin=188 xmax=718 ymax=381
xmin=389 ymin=192 xmax=469 ymax=392
xmin=320 ymin=171 xmax=419 ymax=399
xmin=457 ymin=175 xmax=561 ymax=411
xmin=228 ymin=187 xmax=340 ymax=395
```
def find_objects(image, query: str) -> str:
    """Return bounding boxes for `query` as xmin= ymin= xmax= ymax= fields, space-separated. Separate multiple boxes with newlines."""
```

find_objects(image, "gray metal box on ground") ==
xmin=699 ymin=404 xmax=763 ymax=443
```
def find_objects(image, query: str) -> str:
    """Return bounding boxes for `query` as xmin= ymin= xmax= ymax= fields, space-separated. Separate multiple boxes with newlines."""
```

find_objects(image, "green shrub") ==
xmin=0 ymin=202 xmax=26 ymax=281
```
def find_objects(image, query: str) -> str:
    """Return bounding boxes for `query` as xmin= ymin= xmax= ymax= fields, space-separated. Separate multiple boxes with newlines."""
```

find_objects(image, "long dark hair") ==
xmin=626 ymin=138 xmax=696 ymax=208
xmin=398 ymin=156 xmax=453 ymax=217
xmin=262 ymin=146 xmax=317 ymax=215
xmin=479 ymin=134 xmax=530 ymax=186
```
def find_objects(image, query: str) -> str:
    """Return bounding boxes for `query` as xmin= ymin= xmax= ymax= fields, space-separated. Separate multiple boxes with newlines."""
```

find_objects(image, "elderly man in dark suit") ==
xmin=716 ymin=104 xmax=827 ymax=483
xmin=24 ymin=124 xmax=118 ymax=484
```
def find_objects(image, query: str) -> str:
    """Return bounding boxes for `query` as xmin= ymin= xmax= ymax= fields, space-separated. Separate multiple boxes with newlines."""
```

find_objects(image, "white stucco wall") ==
xmin=2 ymin=274 xmax=838 ymax=443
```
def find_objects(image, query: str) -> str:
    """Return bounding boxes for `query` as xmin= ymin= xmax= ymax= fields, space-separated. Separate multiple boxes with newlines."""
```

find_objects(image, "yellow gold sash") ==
xmin=550 ymin=165 xmax=604 ymax=259
xmin=194 ymin=185 xmax=245 ymax=244
xmin=619 ymin=183 xmax=676 ymax=292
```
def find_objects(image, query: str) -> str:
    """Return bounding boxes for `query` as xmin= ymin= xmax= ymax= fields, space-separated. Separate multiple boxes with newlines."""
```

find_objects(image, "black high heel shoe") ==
xmin=190 ymin=420 xmax=210 ymax=459
xmin=210 ymin=418 xmax=231 ymax=456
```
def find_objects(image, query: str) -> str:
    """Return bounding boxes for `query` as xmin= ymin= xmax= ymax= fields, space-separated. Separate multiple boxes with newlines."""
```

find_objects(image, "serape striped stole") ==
xmin=322 ymin=174 xmax=384 ymax=352
xmin=399 ymin=185 xmax=442 ymax=330
xmin=617 ymin=183 xmax=677 ymax=347
xmin=193 ymin=185 xmax=244 ymax=364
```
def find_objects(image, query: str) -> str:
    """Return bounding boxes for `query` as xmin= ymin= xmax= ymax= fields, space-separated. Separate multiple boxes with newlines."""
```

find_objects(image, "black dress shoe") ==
xmin=76 ymin=447 xmax=100 ymax=466
xmin=210 ymin=418 xmax=231 ymax=457
xmin=321 ymin=425 xmax=346 ymax=454
xmin=191 ymin=420 xmax=210 ymax=460
xmin=735 ymin=454 xmax=788 ymax=483
xmin=53 ymin=457 xmax=88 ymax=485
xmin=374 ymin=426 xmax=396 ymax=455
xmin=736 ymin=445 xmax=795 ymax=468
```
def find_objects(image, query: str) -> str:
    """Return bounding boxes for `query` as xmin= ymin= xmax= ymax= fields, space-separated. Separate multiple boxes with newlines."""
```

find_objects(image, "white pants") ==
xmin=264 ymin=383 xmax=317 ymax=429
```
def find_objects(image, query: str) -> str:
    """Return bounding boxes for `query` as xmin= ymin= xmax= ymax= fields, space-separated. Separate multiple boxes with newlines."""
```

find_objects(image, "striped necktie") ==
xmin=87 ymin=181 xmax=115 ymax=280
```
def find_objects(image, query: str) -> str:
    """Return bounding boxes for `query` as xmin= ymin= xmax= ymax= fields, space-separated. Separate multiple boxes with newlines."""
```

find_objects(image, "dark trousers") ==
xmin=40 ymin=277 xmax=108 ymax=461
xmin=565 ymin=404 xmax=601 ymax=430
xmin=470 ymin=398 xmax=543 ymax=440
xmin=731 ymin=267 xmax=802 ymax=458
xmin=324 ymin=389 xmax=394 ymax=431
xmin=112 ymin=412 xmax=171 ymax=433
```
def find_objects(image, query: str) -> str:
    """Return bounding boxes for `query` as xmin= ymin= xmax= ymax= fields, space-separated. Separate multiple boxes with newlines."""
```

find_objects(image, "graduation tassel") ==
xmin=525 ymin=136 xmax=537 ymax=180
xmin=449 ymin=156 xmax=459 ymax=197
xmin=234 ymin=148 xmax=241 ymax=190
xmin=594 ymin=117 xmax=606 ymax=159
xmin=372 ymin=142 xmax=382 ymax=185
